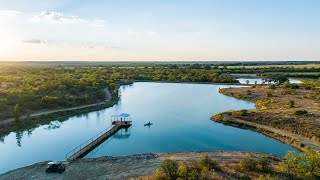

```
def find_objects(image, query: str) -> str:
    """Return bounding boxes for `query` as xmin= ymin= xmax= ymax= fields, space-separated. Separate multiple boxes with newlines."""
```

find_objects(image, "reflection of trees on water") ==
xmin=11 ymin=120 xmax=63 ymax=147
xmin=15 ymin=131 xmax=23 ymax=147
xmin=44 ymin=121 xmax=62 ymax=130
xmin=27 ymin=129 xmax=33 ymax=138
xmin=2 ymin=115 xmax=70 ymax=147
xmin=14 ymin=128 xmax=35 ymax=147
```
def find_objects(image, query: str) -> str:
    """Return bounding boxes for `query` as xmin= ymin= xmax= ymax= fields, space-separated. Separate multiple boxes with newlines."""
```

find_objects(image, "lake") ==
xmin=0 ymin=82 xmax=298 ymax=173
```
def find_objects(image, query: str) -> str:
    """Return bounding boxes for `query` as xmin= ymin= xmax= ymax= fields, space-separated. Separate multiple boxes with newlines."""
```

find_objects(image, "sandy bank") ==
xmin=0 ymin=151 xmax=272 ymax=180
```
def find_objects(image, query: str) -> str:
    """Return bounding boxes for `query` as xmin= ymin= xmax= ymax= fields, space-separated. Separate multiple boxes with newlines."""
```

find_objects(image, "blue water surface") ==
xmin=0 ymin=82 xmax=298 ymax=173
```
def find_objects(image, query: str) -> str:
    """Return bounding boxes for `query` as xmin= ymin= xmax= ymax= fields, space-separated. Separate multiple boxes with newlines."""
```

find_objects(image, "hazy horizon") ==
xmin=1 ymin=0 xmax=319 ymax=61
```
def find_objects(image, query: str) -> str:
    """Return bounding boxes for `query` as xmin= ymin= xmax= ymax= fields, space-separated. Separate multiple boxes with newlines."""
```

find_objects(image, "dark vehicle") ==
xmin=46 ymin=161 xmax=66 ymax=173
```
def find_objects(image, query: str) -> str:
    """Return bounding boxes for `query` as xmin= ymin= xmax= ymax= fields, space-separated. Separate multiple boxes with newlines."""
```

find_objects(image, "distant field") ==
xmin=223 ymin=64 xmax=320 ymax=69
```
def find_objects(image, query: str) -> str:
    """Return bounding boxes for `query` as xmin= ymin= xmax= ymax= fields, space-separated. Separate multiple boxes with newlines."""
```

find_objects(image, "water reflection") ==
xmin=0 ymin=136 xmax=4 ymax=144
xmin=15 ymin=131 xmax=23 ymax=147
xmin=44 ymin=121 xmax=62 ymax=130
xmin=0 ymin=82 xmax=300 ymax=174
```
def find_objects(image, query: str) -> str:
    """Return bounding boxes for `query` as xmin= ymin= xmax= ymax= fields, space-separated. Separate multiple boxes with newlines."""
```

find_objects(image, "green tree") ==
xmin=278 ymin=151 xmax=320 ymax=179
xmin=157 ymin=159 xmax=179 ymax=179
xmin=239 ymin=154 xmax=257 ymax=171
xmin=197 ymin=154 xmax=219 ymax=170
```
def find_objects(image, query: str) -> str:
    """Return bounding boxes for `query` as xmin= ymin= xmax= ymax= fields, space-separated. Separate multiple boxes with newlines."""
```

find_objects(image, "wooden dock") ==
xmin=66 ymin=120 xmax=131 ymax=161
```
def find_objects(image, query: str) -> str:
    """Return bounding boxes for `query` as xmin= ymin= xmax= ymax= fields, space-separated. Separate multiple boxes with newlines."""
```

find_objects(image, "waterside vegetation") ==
xmin=0 ymin=63 xmax=237 ymax=137
xmin=212 ymin=79 xmax=320 ymax=153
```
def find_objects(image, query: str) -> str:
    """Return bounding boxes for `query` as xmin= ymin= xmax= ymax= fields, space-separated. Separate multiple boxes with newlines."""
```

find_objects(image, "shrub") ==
xmin=257 ymin=157 xmax=271 ymax=172
xmin=268 ymin=84 xmax=276 ymax=89
xmin=256 ymin=175 xmax=277 ymax=180
xmin=279 ymin=151 xmax=320 ymax=179
xmin=188 ymin=169 xmax=199 ymax=179
xmin=157 ymin=159 xmax=179 ymax=178
xmin=239 ymin=174 xmax=251 ymax=180
xmin=239 ymin=154 xmax=257 ymax=171
xmin=282 ymin=81 xmax=298 ymax=89
xmin=246 ymin=90 xmax=252 ymax=95
xmin=302 ymin=94 xmax=313 ymax=99
xmin=294 ymin=110 xmax=308 ymax=116
xmin=177 ymin=163 xmax=189 ymax=179
xmin=288 ymin=100 xmax=295 ymax=108
xmin=197 ymin=154 xmax=219 ymax=170
xmin=265 ymin=91 xmax=273 ymax=97
xmin=200 ymin=166 xmax=217 ymax=179
xmin=301 ymin=83 xmax=315 ymax=90
xmin=238 ymin=109 xmax=248 ymax=116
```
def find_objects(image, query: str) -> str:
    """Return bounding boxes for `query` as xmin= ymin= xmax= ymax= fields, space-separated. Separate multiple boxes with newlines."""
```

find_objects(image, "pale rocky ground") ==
xmin=0 ymin=151 xmax=256 ymax=180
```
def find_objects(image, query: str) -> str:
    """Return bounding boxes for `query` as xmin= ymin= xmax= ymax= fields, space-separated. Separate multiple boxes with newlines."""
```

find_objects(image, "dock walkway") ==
xmin=66 ymin=121 xmax=131 ymax=161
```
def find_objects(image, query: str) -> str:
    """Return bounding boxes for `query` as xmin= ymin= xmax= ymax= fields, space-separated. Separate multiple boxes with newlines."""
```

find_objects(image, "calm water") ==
xmin=0 ymin=82 xmax=298 ymax=173
xmin=237 ymin=78 xmax=302 ymax=84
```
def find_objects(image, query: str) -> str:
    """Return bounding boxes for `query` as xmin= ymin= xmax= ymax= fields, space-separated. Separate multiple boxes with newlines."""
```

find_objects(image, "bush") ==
xmin=265 ymin=91 xmax=273 ymax=97
xmin=200 ymin=167 xmax=216 ymax=179
xmin=239 ymin=174 xmax=251 ymax=180
xmin=238 ymin=109 xmax=248 ymax=116
xmin=156 ymin=155 xmax=221 ymax=179
xmin=197 ymin=154 xmax=219 ymax=170
xmin=246 ymin=90 xmax=252 ymax=95
xmin=239 ymin=154 xmax=257 ymax=171
xmin=157 ymin=159 xmax=179 ymax=178
xmin=268 ymin=84 xmax=276 ymax=89
xmin=256 ymin=175 xmax=277 ymax=180
xmin=177 ymin=163 xmax=189 ymax=179
xmin=288 ymin=100 xmax=295 ymax=108
xmin=283 ymin=88 xmax=296 ymax=95
xmin=294 ymin=110 xmax=308 ymax=115
xmin=257 ymin=157 xmax=271 ymax=172
xmin=279 ymin=151 xmax=320 ymax=179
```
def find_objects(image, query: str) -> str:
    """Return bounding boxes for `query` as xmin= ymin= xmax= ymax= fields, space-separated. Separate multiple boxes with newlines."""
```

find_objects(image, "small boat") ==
xmin=144 ymin=122 xmax=153 ymax=126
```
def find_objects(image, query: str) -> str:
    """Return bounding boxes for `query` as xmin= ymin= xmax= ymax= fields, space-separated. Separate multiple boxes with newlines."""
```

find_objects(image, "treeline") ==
xmin=4 ymin=60 xmax=319 ymax=66
xmin=0 ymin=64 xmax=237 ymax=120
xmin=223 ymin=67 xmax=320 ymax=74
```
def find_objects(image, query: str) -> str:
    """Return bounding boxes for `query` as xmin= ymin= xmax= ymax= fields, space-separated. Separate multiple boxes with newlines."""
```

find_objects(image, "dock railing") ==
xmin=65 ymin=125 xmax=114 ymax=160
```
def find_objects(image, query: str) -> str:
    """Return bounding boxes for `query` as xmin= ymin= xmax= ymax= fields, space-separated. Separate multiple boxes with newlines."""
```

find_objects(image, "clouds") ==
xmin=30 ymin=11 xmax=85 ymax=24
xmin=30 ymin=11 xmax=105 ymax=27
xmin=22 ymin=39 xmax=46 ymax=44
xmin=0 ymin=10 xmax=22 ymax=16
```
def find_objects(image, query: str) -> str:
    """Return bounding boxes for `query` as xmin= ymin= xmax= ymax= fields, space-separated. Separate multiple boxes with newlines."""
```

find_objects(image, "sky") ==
xmin=0 ymin=0 xmax=319 ymax=61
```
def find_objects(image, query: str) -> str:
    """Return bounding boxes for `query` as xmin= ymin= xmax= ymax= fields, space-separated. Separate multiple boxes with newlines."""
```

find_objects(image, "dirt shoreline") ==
xmin=212 ymin=112 xmax=320 ymax=153
xmin=0 ymin=151 xmax=277 ymax=180
xmin=212 ymin=85 xmax=320 ymax=154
